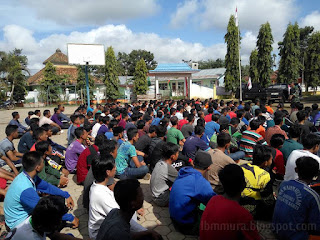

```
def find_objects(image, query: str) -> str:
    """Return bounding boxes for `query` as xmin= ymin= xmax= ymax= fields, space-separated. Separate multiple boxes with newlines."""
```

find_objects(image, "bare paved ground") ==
xmin=0 ymin=106 xmax=277 ymax=239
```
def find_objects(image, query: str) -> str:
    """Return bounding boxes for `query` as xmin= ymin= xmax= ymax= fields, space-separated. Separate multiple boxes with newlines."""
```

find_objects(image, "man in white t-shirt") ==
xmin=39 ymin=110 xmax=60 ymax=134
xmin=285 ymin=133 xmax=320 ymax=180
xmin=88 ymin=155 xmax=146 ymax=239
xmin=91 ymin=115 xmax=102 ymax=138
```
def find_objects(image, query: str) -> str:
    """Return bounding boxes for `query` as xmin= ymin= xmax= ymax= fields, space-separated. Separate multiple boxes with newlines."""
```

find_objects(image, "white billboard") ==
xmin=67 ymin=43 xmax=105 ymax=66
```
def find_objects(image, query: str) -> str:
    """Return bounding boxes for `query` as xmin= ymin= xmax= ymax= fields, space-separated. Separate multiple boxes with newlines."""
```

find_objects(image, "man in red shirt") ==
xmin=200 ymin=164 xmax=260 ymax=240
xmin=204 ymin=108 xmax=214 ymax=123
xmin=76 ymin=135 xmax=106 ymax=184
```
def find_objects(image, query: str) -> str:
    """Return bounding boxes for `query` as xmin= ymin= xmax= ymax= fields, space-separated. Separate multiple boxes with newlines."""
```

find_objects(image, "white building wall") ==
xmin=190 ymin=83 xmax=214 ymax=99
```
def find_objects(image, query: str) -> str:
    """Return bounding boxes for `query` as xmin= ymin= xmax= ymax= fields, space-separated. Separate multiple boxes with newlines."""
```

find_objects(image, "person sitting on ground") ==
xmin=112 ymin=126 xmax=125 ymax=147
xmin=270 ymin=134 xmax=286 ymax=180
xmin=91 ymin=113 xmax=102 ymax=138
xmin=204 ymin=114 xmax=220 ymax=140
xmin=24 ymin=111 xmax=34 ymax=126
xmin=9 ymin=111 xmax=28 ymax=136
xmin=166 ymin=116 xmax=185 ymax=146
xmin=240 ymin=145 xmax=275 ymax=220
xmin=181 ymin=114 xmax=195 ymax=139
xmin=143 ymin=114 xmax=152 ymax=133
xmin=97 ymin=116 xmax=110 ymax=136
xmin=67 ymin=115 xmax=81 ymax=145
xmin=240 ymin=119 xmax=267 ymax=160
xmin=285 ymin=133 xmax=320 ymax=181
xmin=0 ymin=125 xmax=24 ymax=166
xmin=265 ymin=114 xmax=288 ymax=145
xmin=51 ymin=107 xmax=69 ymax=129
xmin=83 ymin=139 xmax=118 ymax=211
xmin=115 ymin=128 xmax=149 ymax=180
xmin=125 ymin=114 xmax=139 ymax=131
xmin=205 ymin=132 xmax=236 ymax=194
xmin=39 ymin=110 xmax=60 ymax=135
xmin=150 ymin=142 xmax=179 ymax=207
xmin=200 ymin=164 xmax=260 ymax=240
xmin=273 ymin=157 xmax=320 ymax=240
xmin=4 ymin=151 xmax=78 ymax=230
xmin=204 ymin=108 xmax=214 ymax=123
xmin=18 ymin=123 xmax=37 ymax=154
xmin=89 ymin=155 xmax=147 ymax=239
xmin=136 ymin=120 xmax=146 ymax=138
xmin=178 ymin=111 xmax=189 ymax=130
xmin=134 ymin=125 xmax=157 ymax=157
xmin=65 ymin=127 xmax=88 ymax=173
xmin=294 ymin=110 xmax=312 ymax=142
xmin=6 ymin=195 xmax=82 ymax=240
xmin=148 ymin=125 xmax=167 ymax=171
xmin=76 ymin=134 xmax=107 ymax=184
xmin=182 ymin=125 xmax=210 ymax=160
xmin=169 ymin=151 xmax=215 ymax=235
xmin=151 ymin=111 xmax=163 ymax=126
xmin=280 ymin=125 xmax=303 ymax=164
xmin=0 ymin=158 xmax=16 ymax=198
xmin=29 ymin=127 xmax=48 ymax=152
xmin=58 ymin=104 xmax=70 ymax=122
xmin=34 ymin=109 xmax=41 ymax=118
xmin=35 ymin=141 xmax=68 ymax=187
xmin=42 ymin=124 xmax=66 ymax=156
xmin=96 ymin=179 xmax=162 ymax=240
xmin=251 ymin=99 xmax=260 ymax=117
xmin=105 ymin=119 xmax=118 ymax=140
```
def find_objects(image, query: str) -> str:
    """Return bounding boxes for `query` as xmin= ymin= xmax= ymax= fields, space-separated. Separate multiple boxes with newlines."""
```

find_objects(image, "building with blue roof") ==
xmin=149 ymin=63 xmax=225 ymax=99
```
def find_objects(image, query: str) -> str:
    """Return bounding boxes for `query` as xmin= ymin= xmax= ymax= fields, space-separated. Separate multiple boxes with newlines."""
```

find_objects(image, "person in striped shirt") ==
xmin=240 ymin=119 xmax=267 ymax=160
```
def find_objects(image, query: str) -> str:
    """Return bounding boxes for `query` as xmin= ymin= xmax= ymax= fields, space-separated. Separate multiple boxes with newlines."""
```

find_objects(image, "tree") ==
xmin=40 ymin=61 xmax=61 ymax=102
xmin=299 ymin=26 xmax=314 ymax=87
xmin=133 ymin=58 xmax=148 ymax=95
xmin=249 ymin=49 xmax=259 ymax=82
xmin=0 ymin=49 xmax=29 ymax=102
xmin=241 ymin=65 xmax=250 ymax=80
xmin=198 ymin=58 xmax=225 ymax=69
xmin=76 ymin=66 xmax=95 ymax=100
xmin=257 ymin=22 xmax=274 ymax=87
xmin=305 ymin=32 xmax=320 ymax=89
xmin=104 ymin=46 xmax=120 ymax=100
xmin=277 ymin=23 xmax=300 ymax=83
xmin=224 ymin=15 xmax=240 ymax=92
xmin=117 ymin=50 xmax=157 ymax=76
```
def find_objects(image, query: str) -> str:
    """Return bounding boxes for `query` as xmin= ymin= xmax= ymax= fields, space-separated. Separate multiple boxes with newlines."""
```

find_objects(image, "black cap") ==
xmin=194 ymin=151 xmax=212 ymax=170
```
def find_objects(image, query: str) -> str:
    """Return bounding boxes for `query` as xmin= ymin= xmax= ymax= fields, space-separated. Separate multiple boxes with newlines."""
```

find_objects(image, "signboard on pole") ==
xmin=67 ymin=43 xmax=105 ymax=107
xmin=67 ymin=43 xmax=105 ymax=65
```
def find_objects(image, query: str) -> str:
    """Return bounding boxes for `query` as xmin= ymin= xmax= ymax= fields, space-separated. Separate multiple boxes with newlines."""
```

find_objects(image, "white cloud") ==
xmin=0 ymin=0 xmax=159 ymax=32
xmin=170 ymin=0 xmax=297 ymax=41
xmin=0 ymin=24 xmax=227 ymax=74
xmin=300 ymin=11 xmax=320 ymax=31
xmin=22 ymin=0 xmax=159 ymax=25
xmin=170 ymin=0 xmax=199 ymax=28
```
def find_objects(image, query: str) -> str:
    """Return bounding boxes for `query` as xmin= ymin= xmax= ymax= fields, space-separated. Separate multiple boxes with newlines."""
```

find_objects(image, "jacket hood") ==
xmin=178 ymin=167 xmax=200 ymax=178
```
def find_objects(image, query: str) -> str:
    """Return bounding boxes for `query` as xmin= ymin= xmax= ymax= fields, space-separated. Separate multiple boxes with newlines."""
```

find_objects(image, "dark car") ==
xmin=236 ymin=83 xmax=290 ymax=102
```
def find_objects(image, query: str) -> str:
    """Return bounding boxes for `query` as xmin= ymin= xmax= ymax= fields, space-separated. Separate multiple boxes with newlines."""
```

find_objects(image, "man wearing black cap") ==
xmin=169 ymin=150 xmax=215 ymax=235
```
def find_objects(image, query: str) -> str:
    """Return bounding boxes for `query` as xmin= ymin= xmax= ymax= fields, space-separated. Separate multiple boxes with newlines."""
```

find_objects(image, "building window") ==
xmin=159 ymin=83 xmax=168 ymax=90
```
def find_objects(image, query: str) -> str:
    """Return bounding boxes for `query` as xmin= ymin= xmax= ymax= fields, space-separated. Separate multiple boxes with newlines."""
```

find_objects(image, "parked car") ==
xmin=236 ymin=83 xmax=290 ymax=102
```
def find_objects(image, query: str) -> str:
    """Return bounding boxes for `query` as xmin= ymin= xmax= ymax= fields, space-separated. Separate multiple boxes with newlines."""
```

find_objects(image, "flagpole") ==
xmin=237 ymin=8 xmax=242 ymax=101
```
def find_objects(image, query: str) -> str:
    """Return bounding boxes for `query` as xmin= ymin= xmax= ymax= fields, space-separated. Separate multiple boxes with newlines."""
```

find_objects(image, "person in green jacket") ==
xmin=35 ymin=141 xmax=69 ymax=187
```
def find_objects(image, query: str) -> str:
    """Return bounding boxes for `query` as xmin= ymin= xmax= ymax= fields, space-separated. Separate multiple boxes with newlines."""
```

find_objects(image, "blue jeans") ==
xmin=119 ymin=156 xmax=149 ymax=180
xmin=225 ymin=150 xmax=245 ymax=161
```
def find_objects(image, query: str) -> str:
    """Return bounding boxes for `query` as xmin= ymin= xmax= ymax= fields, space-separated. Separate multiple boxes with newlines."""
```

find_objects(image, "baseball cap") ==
xmin=194 ymin=151 xmax=212 ymax=170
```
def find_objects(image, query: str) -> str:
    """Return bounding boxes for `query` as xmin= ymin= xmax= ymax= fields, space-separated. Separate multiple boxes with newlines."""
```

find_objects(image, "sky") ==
xmin=1 ymin=0 xmax=320 ymax=74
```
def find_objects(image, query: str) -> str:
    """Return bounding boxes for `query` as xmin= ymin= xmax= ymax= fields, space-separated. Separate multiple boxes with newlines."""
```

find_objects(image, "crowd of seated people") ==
xmin=0 ymin=98 xmax=319 ymax=239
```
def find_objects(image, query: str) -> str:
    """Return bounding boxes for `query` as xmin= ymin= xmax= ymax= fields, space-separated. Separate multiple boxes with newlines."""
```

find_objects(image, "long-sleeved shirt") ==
xmin=18 ymin=132 xmax=35 ymax=153
xmin=59 ymin=112 xmax=70 ymax=122
xmin=51 ymin=113 xmax=63 ymax=127
xmin=4 ymin=172 xmax=73 ymax=229
xmin=9 ymin=119 xmax=27 ymax=134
